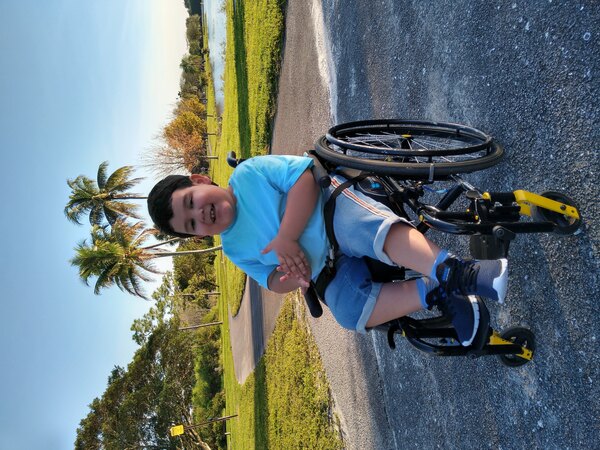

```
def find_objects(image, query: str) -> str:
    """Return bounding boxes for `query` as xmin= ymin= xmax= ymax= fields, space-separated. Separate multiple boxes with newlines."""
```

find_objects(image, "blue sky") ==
xmin=0 ymin=1 xmax=189 ymax=448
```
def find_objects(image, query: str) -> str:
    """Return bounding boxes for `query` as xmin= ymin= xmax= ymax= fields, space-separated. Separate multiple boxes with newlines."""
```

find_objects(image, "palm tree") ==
xmin=65 ymin=161 xmax=146 ymax=226
xmin=71 ymin=220 xmax=222 ymax=299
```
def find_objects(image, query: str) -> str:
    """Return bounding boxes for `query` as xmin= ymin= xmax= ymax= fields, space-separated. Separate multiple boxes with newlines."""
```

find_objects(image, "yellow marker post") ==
xmin=170 ymin=425 xmax=185 ymax=437
xmin=170 ymin=415 xmax=238 ymax=438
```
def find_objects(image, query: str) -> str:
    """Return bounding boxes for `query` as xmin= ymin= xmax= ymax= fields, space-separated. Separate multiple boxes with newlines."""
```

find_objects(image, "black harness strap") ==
xmin=314 ymin=173 xmax=368 ymax=300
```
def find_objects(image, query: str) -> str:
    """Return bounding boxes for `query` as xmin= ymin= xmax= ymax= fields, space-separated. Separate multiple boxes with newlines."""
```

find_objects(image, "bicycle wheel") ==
xmin=315 ymin=119 xmax=504 ymax=180
xmin=497 ymin=326 xmax=535 ymax=367
xmin=530 ymin=191 xmax=582 ymax=235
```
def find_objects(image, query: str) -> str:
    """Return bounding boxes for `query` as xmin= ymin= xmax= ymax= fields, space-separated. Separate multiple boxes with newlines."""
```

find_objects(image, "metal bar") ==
xmin=184 ymin=415 xmax=238 ymax=430
xmin=179 ymin=321 xmax=223 ymax=330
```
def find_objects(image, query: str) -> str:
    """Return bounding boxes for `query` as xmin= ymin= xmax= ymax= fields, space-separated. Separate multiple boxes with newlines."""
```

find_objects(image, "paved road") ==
xmin=318 ymin=2 xmax=598 ymax=449
xmin=234 ymin=1 xmax=599 ymax=449
xmin=270 ymin=1 xmax=398 ymax=448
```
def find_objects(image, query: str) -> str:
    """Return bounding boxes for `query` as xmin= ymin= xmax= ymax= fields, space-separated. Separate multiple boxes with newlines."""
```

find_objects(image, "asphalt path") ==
xmin=232 ymin=1 xmax=599 ymax=449
xmin=229 ymin=277 xmax=282 ymax=384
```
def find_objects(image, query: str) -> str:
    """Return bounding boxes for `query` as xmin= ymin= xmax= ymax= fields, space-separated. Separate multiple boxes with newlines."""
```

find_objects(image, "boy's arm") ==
xmin=261 ymin=169 xmax=319 ymax=283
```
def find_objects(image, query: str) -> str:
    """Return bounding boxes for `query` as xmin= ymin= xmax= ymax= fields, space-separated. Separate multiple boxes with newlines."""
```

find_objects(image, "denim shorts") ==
xmin=322 ymin=176 xmax=413 ymax=333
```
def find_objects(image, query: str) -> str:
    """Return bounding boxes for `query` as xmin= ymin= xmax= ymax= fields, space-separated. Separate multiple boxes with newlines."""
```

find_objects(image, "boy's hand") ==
xmin=277 ymin=268 xmax=311 ymax=289
xmin=267 ymin=266 xmax=312 ymax=294
xmin=261 ymin=235 xmax=309 ymax=280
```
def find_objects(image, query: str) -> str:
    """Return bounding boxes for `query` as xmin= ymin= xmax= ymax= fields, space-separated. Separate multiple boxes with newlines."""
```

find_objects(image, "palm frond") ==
xmin=110 ymin=184 xmax=146 ymax=198
xmin=127 ymin=267 xmax=148 ymax=299
xmin=67 ymin=176 xmax=98 ymax=195
xmin=93 ymin=266 xmax=114 ymax=295
xmin=65 ymin=176 xmax=99 ymax=225
xmin=69 ymin=219 xmax=168 ymax=298
xmin=103 ymin=201 xmax=142 ymax=222
xmin=103 ymin=206 xmax=120 ymax=226
xmin=131 ymin=227 xmax=155 ymax=248
xmin=64 ymin=202 xmax=89 ymax=225
xmin=105 ymin=166 xmax=141 ymax=192
xmin=89 ymin=205 xmax=105 ymax=226
xmin=66 ymin=160 xmax=149 ymax=230
xmin=96 ymin=161 xmax=109 ymax=190
xmin=137 ymin=258 xmax=160 ymax=275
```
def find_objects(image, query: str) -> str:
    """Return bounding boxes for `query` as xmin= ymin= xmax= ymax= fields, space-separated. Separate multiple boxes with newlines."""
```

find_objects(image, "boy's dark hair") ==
xmin=147 ymin=175 xmax=194 ymax=238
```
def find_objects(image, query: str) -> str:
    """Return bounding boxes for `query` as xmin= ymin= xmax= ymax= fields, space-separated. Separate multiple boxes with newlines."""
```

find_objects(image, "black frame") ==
xmin=307 ymin=149 xmax=539 ymax=364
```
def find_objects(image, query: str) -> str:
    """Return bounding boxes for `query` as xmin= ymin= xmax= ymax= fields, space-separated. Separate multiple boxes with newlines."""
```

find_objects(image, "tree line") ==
xmin=70 ymin=9 xmax=226 ymax=449
xmin=144 ymin=14 xmax=218 ymax=178
xmin=74 ymin=273 xmax=224 ymax=449
xmin=183 ymin=0 xmax=204 ymax=16
xmin=66 ymin=14 xmax=221 ymax=300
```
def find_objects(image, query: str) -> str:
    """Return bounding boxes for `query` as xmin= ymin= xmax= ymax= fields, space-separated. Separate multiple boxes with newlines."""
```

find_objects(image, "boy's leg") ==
xmin=365 ymin=277 xmax=480 ymax=347
xmin=383 ymin=222 xmax=508 ymax=303
xmin=327 ymin=176 xmax=502 ymax=345
xmin=320 ymin=246 xmax=478 ymax=344
xmin=383 ymin=222 xmax=441 ymax=276
xmin=329 ymin=175 xmax=507 ymax=303
xmin=365 ymin=280 xmax=422 ymax=327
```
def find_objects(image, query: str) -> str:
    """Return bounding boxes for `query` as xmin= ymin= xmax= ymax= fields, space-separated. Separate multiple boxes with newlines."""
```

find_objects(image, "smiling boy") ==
xmin=168 ymin=174 xmax=237 ymax=237
xmin=148 ymin=154 xmax=508 ymax=346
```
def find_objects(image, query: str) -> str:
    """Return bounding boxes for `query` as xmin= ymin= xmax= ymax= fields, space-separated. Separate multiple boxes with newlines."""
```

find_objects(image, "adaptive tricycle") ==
xmin=230 ymin=119 xmax=582 ymax=367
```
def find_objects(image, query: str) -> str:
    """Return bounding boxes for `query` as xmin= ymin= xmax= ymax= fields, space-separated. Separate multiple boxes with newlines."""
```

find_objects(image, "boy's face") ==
xmin=169 ymin=174 xmax=236 ymax=237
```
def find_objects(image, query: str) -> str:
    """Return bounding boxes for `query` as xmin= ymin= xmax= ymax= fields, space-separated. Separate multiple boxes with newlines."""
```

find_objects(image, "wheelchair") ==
xmin=229 ymin=119 xmax=582 ymax=366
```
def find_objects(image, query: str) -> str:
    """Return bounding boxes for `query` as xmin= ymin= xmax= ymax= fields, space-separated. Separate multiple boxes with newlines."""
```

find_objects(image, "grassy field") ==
xmin=212 ymin=0 xmax=287 ymax=315
xmin=201 ymin=13 xmax=220 ymax=165
xmin=199 ymin=1 xmax=344 ymax=448
xmin=221 ymin=294 xmax=343 ymax=450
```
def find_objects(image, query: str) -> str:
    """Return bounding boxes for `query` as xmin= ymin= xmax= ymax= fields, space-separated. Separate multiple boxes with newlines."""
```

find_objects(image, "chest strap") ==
xmin=314 ymin=173 xmax=368 ymax=300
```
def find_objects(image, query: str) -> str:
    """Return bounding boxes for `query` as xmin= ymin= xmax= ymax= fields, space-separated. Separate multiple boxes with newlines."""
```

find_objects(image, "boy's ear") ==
xmin=190 ymin=174 xmax=212 ymax=185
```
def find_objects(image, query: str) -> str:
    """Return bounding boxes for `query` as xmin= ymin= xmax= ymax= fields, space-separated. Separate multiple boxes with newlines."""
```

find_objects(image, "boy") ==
xmin=148 ymin=155 xmax=507 ymax=346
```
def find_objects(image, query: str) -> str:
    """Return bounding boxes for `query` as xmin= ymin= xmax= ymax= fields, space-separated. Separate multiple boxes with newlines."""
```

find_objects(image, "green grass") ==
xmin=198 ymin=2 xmax=342 ymax=448
xmin=212 ymin=0 xmax=286 ymax=315
xmin=201 ymin=13 xmax=221 ymax=165
xmin=220 ymin=294 xmax=343 ymax=449
xmin=201 ymin=7 xmax=246 ymax=328
xmin=220 ymin=0 xmax=285 ymax=161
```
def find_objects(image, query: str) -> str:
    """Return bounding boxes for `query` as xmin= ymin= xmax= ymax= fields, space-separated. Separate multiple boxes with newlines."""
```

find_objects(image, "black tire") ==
xmin=498 ymin=326 xmax=535 ymax=367
xmin=531 ymin=191 xmax=582 ymax=235
xmin=315 ymin=119 xmax=504 ymax=180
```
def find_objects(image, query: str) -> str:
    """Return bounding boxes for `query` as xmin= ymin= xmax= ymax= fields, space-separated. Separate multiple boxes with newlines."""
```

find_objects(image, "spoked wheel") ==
xmin=498 ymin=326 xmax=535 ymax=367
xmin=531 ymin=191 xmax=582 ymax=235
xmin=315 ymin=119 xmax=504 ymax=180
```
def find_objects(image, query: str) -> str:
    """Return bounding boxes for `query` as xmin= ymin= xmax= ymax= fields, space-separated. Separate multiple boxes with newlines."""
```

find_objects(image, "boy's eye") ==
xmin=190 ymin=219 xmax=195 ymax=231
xmin=189 ymin=196 xmax=194 ymax=209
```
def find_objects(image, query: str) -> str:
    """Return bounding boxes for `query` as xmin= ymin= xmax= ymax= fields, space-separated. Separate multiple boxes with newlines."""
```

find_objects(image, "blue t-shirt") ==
xmin=220 ymin=155 xmax=328 ymax=288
